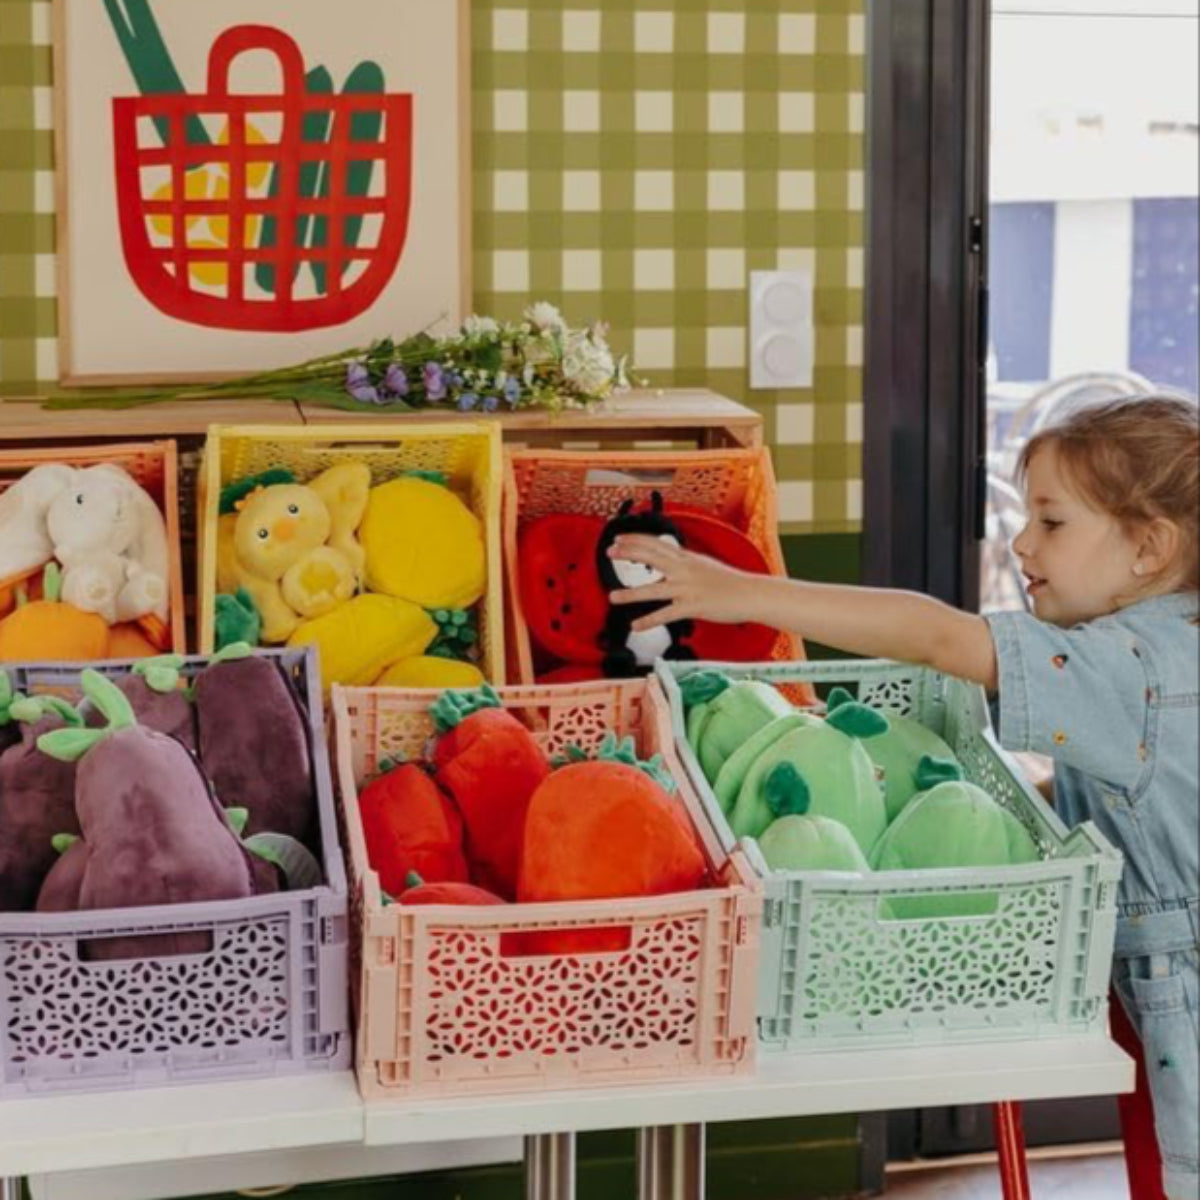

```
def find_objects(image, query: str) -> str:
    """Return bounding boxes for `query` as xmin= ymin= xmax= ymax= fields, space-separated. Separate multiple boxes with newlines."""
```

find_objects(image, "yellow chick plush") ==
xmin=359 ymin=477 xmax=486 ymax=609
xmin=226 ymin=482 xmax=356 ymax=643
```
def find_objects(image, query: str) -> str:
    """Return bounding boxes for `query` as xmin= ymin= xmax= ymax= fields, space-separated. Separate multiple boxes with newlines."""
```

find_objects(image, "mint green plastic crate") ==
xmin=655 ymin=659 xmax=1122 ymax=1052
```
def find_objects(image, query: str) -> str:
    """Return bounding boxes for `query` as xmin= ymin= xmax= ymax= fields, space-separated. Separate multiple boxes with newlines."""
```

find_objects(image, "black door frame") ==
xmin=863 ymin=0 xmax=991 ymax=610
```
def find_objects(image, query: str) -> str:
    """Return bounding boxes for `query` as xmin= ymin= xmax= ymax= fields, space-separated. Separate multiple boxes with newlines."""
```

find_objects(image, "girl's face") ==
xmin=1012 ymin=446 xmax=1145 ymax=626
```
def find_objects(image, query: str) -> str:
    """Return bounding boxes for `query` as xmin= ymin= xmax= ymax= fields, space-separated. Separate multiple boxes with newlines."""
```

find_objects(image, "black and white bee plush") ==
xmin=594 ymin=491 xmax=696 ymax=677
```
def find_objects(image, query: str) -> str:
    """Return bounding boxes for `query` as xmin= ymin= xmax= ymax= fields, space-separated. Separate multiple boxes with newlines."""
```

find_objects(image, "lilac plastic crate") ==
xmin=0 ymin=648 xmax=351 ymax=1097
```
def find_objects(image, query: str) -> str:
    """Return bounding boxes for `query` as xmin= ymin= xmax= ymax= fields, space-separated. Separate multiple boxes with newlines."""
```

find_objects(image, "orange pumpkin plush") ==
xmin=358 ymin=761 xmax=468 ymax=897
xmin=430 ymin=686 xmax=551 ymax=900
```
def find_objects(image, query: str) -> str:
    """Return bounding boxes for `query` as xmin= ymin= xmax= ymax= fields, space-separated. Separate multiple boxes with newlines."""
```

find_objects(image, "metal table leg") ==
xmin=637 ymin=1124 xmax=705 ymax=1200
xmin=1 ymin=1179 xmax=23 ymax=1200
xmin=993 ymin=1102 xmax=1032 ymax=1200
xmin=525 ymin=1132 xmax=575 ymax=1200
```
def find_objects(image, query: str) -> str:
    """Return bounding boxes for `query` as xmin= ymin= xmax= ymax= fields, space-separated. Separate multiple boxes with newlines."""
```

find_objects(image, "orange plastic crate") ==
xmin=502 ymin=446 xmax=814 ymax=701
xmin=332 ymin=677 xmax=761 ymax=1099
xmin=0 ymin=441 xmax=186 ymax=653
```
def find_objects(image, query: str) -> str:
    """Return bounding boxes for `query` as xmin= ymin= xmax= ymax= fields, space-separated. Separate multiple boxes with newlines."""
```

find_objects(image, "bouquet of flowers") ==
xmin=40 ymin=303 xmax=635 ymax=412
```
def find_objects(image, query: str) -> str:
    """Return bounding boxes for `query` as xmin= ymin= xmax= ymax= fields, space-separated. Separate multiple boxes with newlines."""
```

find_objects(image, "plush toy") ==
xmin=287 ymin=593 xmax=437 ymax=691
xmin=106 ymin=623 xmax=163 ymax=659
xmin=0 ymin=564 xmax=110 ymax=662
xmin=711 ymin=711 xmax=819 ymax=814
xmin=871 ymin=757 xmax=1040 ymax=918
xmin=358 ymin=761 xmax=468 ymax=896
xmin=398 ymin=871 xmax=506 ymax=907
xmin=0 ymin=464 xmax=75 ymax=580
xmin=758 ymin=812 xmax=872 ymax=874
xmin=46 ymin=464 xmax=170 ymax=626
xmin=306 ymin=463 xmax=371 ymax=584
xmin=826 ymin=687 xmax=958 ymax=824
xmin=193 ymin=645 xmax=316 ymax=845
xmin=374 ymin=656 xmax=486 ymax=689
xmin=595 ymin=492 xmax=695 ymax=677
xmin=360 ymin=476 xmax=485 ymax=609
xmin=214 ymin=588 xmax=262 ymax=651
xmin=218 ymin=465 xmax=367 ymax=644
xmin=682 ymin=671 xmax=794 ymax=784
xmin=83 ymin=655 xmax=196 ymax=752
xmin=518 ymin=507 xmax=779 ymax=680
xmin=518 ymin=743 xmax=706 ymax=903
xmin=0 ymin=685 xmax=83 ymax=912
xmin=34 ymin=671 xmax=268 ymax=958
xmin=430 ymin=686 xmax=551 ymax=900
xmin=728 ymin=700 xmax=889 ymax=854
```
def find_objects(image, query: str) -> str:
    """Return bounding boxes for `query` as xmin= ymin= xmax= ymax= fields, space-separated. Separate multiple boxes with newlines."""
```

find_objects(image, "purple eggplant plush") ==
xmin=36 ymin=670 xmax=270 ymax=959
xmin=192 ymin=645 xmax=316 ymax=845
xmin=0 ymin=679 xmax=83 ymax=912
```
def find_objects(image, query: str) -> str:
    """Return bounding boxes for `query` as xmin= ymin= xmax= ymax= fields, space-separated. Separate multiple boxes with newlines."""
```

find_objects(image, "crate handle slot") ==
xmin=875 ymin=893 xmax=1000 ymax=922
xmin=499 ymin=925 xmax=633 ymax=958
xmin=584 ymin=467 xmax=678 ymax=488
xmin=78 ymin=929 xmax=215 ymax=963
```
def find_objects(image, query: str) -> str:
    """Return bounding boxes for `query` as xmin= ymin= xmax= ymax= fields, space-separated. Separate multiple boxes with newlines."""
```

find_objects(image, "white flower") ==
xmin=561 ymin=329 xmax=616 ymax=396
xmin=520 ymin=333 xmax=558 ymax=367
xmin=461 ymin=314 xmax=500 ymax=338
xmin=523 ymin=301 xmax=567 ymax=334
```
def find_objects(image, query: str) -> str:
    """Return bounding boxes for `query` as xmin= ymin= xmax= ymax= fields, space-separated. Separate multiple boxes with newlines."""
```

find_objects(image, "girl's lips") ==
xmin=1024 ymin=575 xmax=1046 ymax=595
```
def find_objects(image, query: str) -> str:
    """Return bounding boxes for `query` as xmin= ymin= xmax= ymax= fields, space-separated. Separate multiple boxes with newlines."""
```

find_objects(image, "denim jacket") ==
xmin=987 ymin=592 xmax=1199 ymax=1199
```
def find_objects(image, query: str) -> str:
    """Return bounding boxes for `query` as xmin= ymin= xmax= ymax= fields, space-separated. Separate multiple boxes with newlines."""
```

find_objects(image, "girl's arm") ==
xmin=608 ymin=534 xmax=998 ymax=689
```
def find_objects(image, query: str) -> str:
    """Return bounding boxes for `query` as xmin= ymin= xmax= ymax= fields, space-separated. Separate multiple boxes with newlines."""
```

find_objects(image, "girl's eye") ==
xmin=1041 ymin=519 xmax=1063 ymax=531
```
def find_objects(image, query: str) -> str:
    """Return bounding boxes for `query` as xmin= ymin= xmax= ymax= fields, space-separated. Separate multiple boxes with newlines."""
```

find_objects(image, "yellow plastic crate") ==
xmin=197 ymin=423 xmax=504 ymax=683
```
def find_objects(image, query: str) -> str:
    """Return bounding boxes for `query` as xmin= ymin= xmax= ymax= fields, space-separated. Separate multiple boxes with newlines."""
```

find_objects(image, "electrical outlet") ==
xmin=749 ymin=269 xmax=813 ymax=389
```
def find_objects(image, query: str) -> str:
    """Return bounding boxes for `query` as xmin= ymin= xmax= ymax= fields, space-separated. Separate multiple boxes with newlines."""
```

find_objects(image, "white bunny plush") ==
xmin=45 ymin=465 xmax=170 ymax=624
xmin=0 ymin=464 xmax=76 ymax=579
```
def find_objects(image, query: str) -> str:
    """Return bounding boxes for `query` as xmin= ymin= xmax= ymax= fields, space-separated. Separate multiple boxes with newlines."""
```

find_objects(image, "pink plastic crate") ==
xmin=332 ymin=678 xmax=760 ymax=1099
xmin=0 ymin=649 xmax=350 ymax=1097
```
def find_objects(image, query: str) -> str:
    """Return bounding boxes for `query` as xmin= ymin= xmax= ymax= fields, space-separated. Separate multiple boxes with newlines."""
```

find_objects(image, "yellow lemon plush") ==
xmin=360 ymin=477 xmax=486 ymax=609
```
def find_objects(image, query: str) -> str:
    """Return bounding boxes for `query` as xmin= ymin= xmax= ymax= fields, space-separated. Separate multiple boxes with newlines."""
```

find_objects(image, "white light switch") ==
xmin=749 ymin=269 xmax=813 ymax=389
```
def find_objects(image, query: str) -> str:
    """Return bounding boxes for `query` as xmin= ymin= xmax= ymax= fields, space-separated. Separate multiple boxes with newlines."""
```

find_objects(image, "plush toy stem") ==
xmin=915 ymin=754 xmax=964 ymax=790
xmin=0 ymin=672 xmax=18 ymax=725
xmin=679 ymin=670 xmax=732 ymax=708
xmin=552 ymin=733 xmax=678 ymax=793
xmin=133 ymin=654 xmax=187 ymax=695
xmin=430 ymin=684 xmax=502 ymax=733
xmin=405 ymin=870 xmax=425 ymax=889
xmin=51 ymin=833 xmax=79 ymax=855
xmin=825 ymin=700 xmax=889 ymax=740
xmin=42 ymin=562 xmax=63 ymax=604
xmin=764 ymin=762 xmax=812 ymax=817
xmin=37 ymin=670 xmax=137 ymax=762
xmin=826 ymin=686 xmax=855 ymax=711
xmin=224 ymin=807 xmax=250 ymax=837
xmin=212 ymin=641 xmax=254 ymax=664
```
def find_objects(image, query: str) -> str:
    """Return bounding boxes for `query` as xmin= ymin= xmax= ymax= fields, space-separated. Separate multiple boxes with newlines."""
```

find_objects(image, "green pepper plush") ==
xmin=682 ymin=671 xmax=793 ymax=784
xmin=728 ymin=700 xmax=889 ymax=854
xmin=759 ymin=813 xmax=871 ymax=874
xmin=711 ymin=711 xmax=819 ymax=814
xmin=827 ymin=687 xmax=958 ymax=823
xmin=871 ymin=757 xmax=1040 ymax=918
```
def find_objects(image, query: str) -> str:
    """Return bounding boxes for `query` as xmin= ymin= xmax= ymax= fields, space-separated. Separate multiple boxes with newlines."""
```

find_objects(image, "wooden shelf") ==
xmin=0 ymin=389 xmax=762 ymax=449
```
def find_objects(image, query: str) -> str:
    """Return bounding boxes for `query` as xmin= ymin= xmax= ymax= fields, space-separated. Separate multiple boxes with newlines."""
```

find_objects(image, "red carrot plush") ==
xmin=398 ymin=870 xmax=505 ymax=907
xmin=430 ymin=686 xmax=551 ymax=900
xmin=358 ymin=760 xmax=468 ymax=896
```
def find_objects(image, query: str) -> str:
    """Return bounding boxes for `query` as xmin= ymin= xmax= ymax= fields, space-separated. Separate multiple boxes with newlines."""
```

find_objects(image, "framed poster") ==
xmin=54 ymin=0 xmax=470 ymax=384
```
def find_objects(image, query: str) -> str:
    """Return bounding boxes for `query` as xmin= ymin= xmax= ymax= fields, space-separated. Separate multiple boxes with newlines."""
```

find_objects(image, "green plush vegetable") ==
xmin=871 ymin=757 xmax=1040 ymax=918
xmin=214 ymin=588 xmax=262 ymax=651
xmin=692 ymin=678 xmax=794 ymax=784
xmin=728 ymin=704 xmax=888 ymax=854
xmin=827 ymin=687 xmax=958 ymax=823
xmin=759 ymin=814 xmax=871 ymax=873
xmin=711 ymin=711 xmax=819 ymax=814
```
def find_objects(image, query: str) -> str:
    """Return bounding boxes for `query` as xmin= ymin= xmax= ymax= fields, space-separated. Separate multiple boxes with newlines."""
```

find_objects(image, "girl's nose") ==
xmin=1011 ymin=522 xmax=1032 ymax=557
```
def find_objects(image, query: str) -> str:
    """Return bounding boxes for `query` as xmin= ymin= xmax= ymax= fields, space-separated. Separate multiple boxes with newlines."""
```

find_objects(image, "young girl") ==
xmin=610 ymin=393 xmax=1199 ymax=1200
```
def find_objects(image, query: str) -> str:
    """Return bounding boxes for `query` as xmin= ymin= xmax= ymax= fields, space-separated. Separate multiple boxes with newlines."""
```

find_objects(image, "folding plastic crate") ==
xmin=657 ymin=658 xmax=1122 ymax=1051
xmin=332 ymin=677 xmax=761 ymax=1098
xmin=0 ymin=647 xmax=350 ymax=1097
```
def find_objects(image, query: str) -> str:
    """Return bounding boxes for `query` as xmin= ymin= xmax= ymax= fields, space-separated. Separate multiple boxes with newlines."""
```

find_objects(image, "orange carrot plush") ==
xmin=358 ymin=760 xmax=468 ymax=897
xmin=518 ymin=738 xmax=708 ymax=906
xmin=399 ymin=871 xmax=506 ymax=907
xmin=430 ymin=686 xmax=551 ymax=900
xmin=0 ymin=565 xmax=108 ymax=662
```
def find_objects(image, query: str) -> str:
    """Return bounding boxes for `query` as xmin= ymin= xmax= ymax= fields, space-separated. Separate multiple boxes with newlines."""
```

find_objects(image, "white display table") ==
xmin=1 ymin=1035 xmax=1133 ymax=1200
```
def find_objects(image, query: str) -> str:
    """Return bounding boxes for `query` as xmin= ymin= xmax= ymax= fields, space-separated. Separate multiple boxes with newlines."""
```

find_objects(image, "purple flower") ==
xmin=423 ymin=361 xmax=447 ymax=401
xmin=383 ymin=363 xmax=409 ymax=397
xmin=348 ymin=382 xmax=383 ymax=404
xmin=345 ymin=360 xmax=382 ymax=404
xmin=482 ymin=393 xmax=500 ymax=413
xmin=449 ymin=371 xmax=465 ymax=389
xmin=457 ymin=392 xmax=480 ymax=411
xmin=503 ymin=376 xmax=522 ymax=407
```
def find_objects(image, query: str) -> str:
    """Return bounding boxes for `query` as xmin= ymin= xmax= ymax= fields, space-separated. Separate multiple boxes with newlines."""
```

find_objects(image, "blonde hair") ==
xmin=1019 ymin=393 xmax=1199 ymax=592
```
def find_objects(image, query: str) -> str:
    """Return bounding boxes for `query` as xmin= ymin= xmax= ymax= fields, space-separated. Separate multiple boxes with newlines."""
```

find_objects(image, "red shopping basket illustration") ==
xmin=113 ymin=25 xmax=412 ymax=332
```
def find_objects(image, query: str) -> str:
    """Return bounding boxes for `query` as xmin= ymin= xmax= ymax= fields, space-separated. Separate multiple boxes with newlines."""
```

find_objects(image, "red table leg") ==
xmin=1110 ymin=990 xmax=1167 ymax=1200
xmin=993 ymin=1101 xmax=1033 ymax=1200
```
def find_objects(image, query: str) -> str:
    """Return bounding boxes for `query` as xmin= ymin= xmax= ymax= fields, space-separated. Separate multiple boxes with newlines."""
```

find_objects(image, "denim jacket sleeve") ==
xmin=985 ymin=610 xmax=1150 ymax=790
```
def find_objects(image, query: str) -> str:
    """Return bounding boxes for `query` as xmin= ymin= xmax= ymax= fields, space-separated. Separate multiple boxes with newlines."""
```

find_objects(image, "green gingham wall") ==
xmin=0 ymin=0 xmax=865 ymax=535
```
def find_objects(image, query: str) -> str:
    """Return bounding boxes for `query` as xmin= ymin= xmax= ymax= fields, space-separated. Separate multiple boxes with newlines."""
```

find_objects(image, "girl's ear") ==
xmin=1135 ymin=517 xmax=1182 ymax=580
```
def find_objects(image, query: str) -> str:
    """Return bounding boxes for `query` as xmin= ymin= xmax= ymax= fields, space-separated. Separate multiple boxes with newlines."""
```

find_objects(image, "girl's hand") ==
xmin=607 ymin=534 xmax=755 ymax=630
